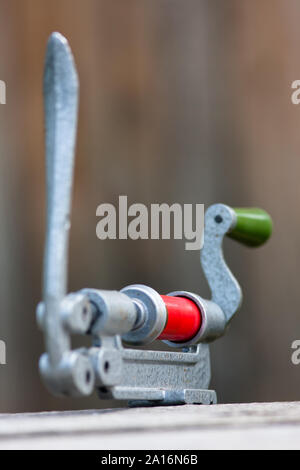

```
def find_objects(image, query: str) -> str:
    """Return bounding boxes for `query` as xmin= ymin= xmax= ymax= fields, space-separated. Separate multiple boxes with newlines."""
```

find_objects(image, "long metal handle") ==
xmin=43 ymin=32 xmax=79 ymax=365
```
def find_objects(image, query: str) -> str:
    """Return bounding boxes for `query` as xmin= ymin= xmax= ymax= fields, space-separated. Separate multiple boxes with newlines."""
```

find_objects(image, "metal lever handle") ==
xmin=39 ymin=33 xmax=95 ymax=397
xmin=43 ymin=32 xmax=79 ymax=365
xmin=200 ymin=204 xmax=272 ymax=332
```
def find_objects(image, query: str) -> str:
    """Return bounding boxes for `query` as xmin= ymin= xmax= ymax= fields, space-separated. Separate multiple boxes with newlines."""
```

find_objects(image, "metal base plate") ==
xmin=128 ymin=389 xmax=217 ymax=407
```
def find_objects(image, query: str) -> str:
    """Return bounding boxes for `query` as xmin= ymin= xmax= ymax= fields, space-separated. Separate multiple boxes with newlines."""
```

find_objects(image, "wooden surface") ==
xmin=1 ymin=401 xmax=300 ymax=449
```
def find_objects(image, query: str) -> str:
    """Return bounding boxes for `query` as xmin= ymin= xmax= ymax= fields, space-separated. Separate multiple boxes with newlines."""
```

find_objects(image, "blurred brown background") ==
xmin=0 ymin=0 xmax=298 ymax=412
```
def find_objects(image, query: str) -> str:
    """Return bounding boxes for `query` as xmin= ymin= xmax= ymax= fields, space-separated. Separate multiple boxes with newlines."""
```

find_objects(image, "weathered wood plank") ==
xmin=1 ymin=402 xmax=300 ymax=449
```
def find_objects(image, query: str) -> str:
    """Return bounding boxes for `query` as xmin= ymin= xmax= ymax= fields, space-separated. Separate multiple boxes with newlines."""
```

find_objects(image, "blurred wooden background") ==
xmin=0 ymin=0 xmax=299 ymax=412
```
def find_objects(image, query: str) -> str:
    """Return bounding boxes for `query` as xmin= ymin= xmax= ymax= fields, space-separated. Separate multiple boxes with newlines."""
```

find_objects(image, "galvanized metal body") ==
xmin=89 ymin=338 xmax=215 ymax=406
xmin=37 ymin=32 xmax=271 ymax=406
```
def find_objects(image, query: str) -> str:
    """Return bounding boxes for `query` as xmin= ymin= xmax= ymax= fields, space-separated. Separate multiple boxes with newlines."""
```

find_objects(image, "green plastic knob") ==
xmin=227 ymin=208 xmax=273 ymax=247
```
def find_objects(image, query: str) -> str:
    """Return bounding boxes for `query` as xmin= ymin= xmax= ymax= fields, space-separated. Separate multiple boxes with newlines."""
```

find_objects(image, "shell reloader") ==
xmin=37 ymin=32 xmax=272 ymax=407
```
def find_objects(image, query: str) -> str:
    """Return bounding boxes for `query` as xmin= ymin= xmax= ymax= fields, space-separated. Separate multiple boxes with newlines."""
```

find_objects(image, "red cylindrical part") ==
xmin=158 ymin=295 xmax=202 ymax=342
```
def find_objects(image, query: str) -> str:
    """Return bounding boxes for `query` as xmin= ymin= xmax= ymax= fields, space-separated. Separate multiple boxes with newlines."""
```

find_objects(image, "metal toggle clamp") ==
xmin=37 ymin=32 xmax=273 ymax=406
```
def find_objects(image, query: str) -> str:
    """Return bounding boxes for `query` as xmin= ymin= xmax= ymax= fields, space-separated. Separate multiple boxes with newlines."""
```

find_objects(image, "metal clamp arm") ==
xmin=39 ymin=33 xmax=95 ymax=397
xmin=201 ymin=203 xmax=272 ymax=326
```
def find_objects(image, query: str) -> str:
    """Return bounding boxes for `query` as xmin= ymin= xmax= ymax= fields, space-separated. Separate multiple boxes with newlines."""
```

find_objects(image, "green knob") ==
xmin=227 ymin=208 xmax=273 ymax=247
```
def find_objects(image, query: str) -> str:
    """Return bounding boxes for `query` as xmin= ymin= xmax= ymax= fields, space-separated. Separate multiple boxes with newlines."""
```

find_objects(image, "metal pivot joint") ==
xmin=37 ymin=32 xmax=273 ymax=406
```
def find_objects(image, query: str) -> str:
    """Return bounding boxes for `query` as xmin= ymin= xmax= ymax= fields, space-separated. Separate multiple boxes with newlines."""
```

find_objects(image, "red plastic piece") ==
xmin=158 ymin=295 xmax=202 ymax=342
